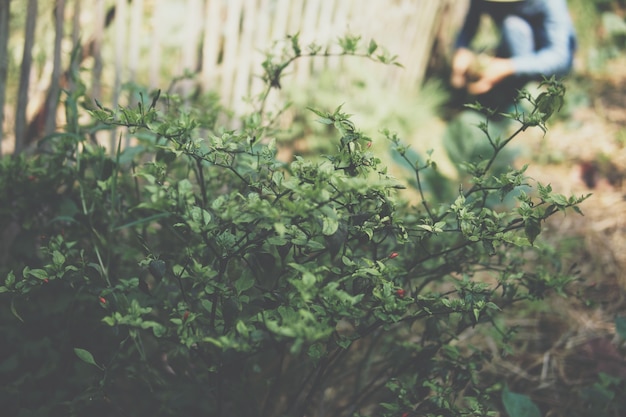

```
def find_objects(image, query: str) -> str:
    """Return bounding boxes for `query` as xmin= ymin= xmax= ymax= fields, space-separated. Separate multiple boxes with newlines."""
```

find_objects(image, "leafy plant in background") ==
xmin=0 ymin=34 xmax=589 ymax=417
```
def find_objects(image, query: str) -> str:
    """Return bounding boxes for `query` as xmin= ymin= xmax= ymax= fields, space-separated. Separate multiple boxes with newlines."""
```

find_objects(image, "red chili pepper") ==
xmin=28 ymin=175 xmax=37 ymax=182
xmin=43 ymin=278 xmax=49 ymax=283
xmin=367 ymin=142 xmax=372 ymax=148
xmin=183 ymin=311 xmax=190 ymax=321
xmin=99 ymin=296 xmax=107 ymax=304
xmin=388 ymin=252 xmax=399 ymax=259
xmin=396 ymin=288 xmax=406 ymax=298
xmin=401 ymin=413 xmax=410 ymax=417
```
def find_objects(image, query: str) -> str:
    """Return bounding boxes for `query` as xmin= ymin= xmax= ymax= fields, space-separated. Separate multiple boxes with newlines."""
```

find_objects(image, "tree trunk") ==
xmin=0 ymin=0 xmax=10 ymax=155
xmin=15 ymin=0 xmax=38 ymax=154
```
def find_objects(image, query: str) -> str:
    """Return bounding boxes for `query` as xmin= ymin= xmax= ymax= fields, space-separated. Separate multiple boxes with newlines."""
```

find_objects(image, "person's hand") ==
xmin=450 ymin=48 xmax=475 ymax=89
xmin=467 ymin=57 xmax=515 ymax=95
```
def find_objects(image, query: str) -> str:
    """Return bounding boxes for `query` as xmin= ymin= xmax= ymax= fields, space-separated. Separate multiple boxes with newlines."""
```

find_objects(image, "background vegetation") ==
xmin=1 ymin=1 xmax=626 ymax=416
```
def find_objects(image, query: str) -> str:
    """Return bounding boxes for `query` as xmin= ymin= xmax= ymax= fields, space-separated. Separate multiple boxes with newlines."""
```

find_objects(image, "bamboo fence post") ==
xmin=149 ymin=1 xmax=162 ymax=90
xmin=295 ymin=0 xmax=320 ymax=84
xmin=72 ymin=0 xmax=80 ymax=45
xmin=326 ymin=0 xmax=351 ymax=69
xmin=285 ymin=0 xmax=304 ymax=83
xmin=176 ymin=0 xmax=202 ymax=100
xmin=270 ymin=0 xmax=289 ymax=42
xmin=220 ymin=0 xmax=243 ymax=111
xmin=113 ymin=0 xmax=128 ymax=148
xmin=182 ymin=0 xmax=202 ymax=74
xmin=312 ymin=0 xmax=336 ymax=72
xmin=0 ymin=0 xmax=10 ymax=155
xmin=404 ymin=0 xmax=440 ymax=89
xmin=231 ymin=0 xmax=256 ymax=112
xmin=249 ymin=0 xmax=270 ymax=99
xmin=92 ymin=0 xmax=105 ymax=101
xmin=44 ymin=0 xmax=66 ymax=136
xmin=128 ymin=0 xmax=144 ymax=83
xmin=69 ymin=0 xmax=81 ymax=94
xmin=201 ymin=0 xmax=223 ymax=91
xmin=259 ymin=0 xmax=289 ymax=117
xmin=15 ymin=0 xmax=38 ymax=154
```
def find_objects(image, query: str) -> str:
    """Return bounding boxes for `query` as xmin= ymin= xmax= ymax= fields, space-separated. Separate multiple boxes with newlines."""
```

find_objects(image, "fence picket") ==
xmin=91 ymin=0 xmax=105 ymax=100
xmin=232 ymin=0 xmax=257 ymax=112
xmin=201 ymin=0 xmax=223 ymax=90
xmin=312 ymin=0 xmax=336 ymax=72
xmin=220 ymin=0 xmax=243 ymax=106
xmin=149 ymin=1 xmax=162 ymax=89
xmin=0 ymin=0 xmax=10 ymax=154
xmin=128 ymin=0 xmax=144 ymax=82
xmin=249 ymin=0 xmax=271 ymax=98
xmin=14 ymin=0 xmax=38 ymax=154
xmin=43 ymin=0 xmax=64 ymax=137
xmin=113 ymin=0 xmax=128 ymax=147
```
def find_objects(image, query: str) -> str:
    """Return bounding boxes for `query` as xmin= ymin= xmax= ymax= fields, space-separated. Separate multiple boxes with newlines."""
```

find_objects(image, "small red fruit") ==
xmin=183 ymin=311 xmax=190 ymax=321
xmin=396 ymin=288 xmax=406 ymax=298
xmin=388 ymin=252 xmax=399 ymax=259
xmin=43 ymin=278 xmax=49 ymax=283
xmin=99 ymin=296 xmax=107 ymax=304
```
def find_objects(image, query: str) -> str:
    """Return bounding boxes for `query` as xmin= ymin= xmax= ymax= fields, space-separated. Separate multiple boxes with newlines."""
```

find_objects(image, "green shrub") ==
xmin=0 ymin=35 xmax=588 ymax=417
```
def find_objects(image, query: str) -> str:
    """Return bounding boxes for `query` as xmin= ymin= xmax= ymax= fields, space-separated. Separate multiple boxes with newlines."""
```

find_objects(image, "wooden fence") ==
xmin=0 ymin=0 xmax=467 ymax=154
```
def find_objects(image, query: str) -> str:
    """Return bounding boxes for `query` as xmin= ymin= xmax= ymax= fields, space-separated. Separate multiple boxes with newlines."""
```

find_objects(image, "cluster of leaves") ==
xmin=0 ymin=35 xmax=589 ymax=417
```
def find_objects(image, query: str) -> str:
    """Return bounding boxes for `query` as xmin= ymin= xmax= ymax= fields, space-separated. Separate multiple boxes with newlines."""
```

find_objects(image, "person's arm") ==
xmin=466 ymin=57 xmax=515 ymax=95
xmin=510 ymin=0 xmax=574 ymax=77
xmin=451 ymin=0 xmax=482 ymax=88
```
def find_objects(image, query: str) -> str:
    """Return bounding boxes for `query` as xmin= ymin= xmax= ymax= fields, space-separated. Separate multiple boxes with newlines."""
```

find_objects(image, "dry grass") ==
xmin=477 ymin=75 xmax=626 ymax=415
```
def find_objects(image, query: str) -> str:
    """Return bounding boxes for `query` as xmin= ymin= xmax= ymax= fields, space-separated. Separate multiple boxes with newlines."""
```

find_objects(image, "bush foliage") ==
xmin=0 ymin=35 xmax=588 ymax=417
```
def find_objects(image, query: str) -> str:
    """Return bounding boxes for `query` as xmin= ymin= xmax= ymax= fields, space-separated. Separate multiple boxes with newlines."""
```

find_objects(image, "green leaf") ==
xmin=236 ymin=320 xmax=249 ymax=338
xmin=302 ymin=272 xmax=316 ymax=286
xmin=113 ymin=212 xmax=171 ymax=231
xmin=102 ymin=316 xmax=116 ymax=326
xmin=502 ymin=387 xmax=541 ymax=417
xmin=367 ymin=39 xmax=378 ymax=55
xmin=5 ymin=270 xmax=15 ymax=287
xmin=322 ymin=216 xmax=339 ymax=236
xmin=317 ymin=117 xmax=333 ymax=125
xmin=74 ymin=348 xmax=103 ymax=370
xmin=10 ymin=299 xmax=24 ymax=323
xmin=52 ymin=250 xmax=66 ymax=267
xmin=234 ymin=274 xmax=255 ymax=294
xmin=201 ymin=299 xmax=212 ymax=313
xmin=27 ymin=269 xmax=48 ymax=280
xmin=615 ymin=316 xmax=626 ymax=340
xmin=524 ymin=218 xmax=541 ymax=245
xmin=306 ymin=106 xmax=329 ymax=119
xmin=148 ymin=259 xmax=166 ymax=280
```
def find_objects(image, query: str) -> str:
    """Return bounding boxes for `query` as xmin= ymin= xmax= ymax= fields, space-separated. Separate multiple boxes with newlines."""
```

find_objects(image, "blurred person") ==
xmin=440 ymin=0 xmax=576 ymax=208
xmin=450 ymin=0 xmax=576 ymax=103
